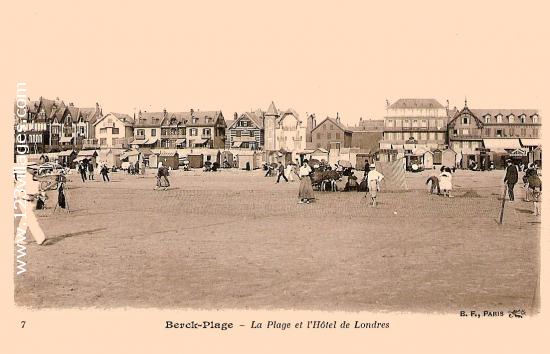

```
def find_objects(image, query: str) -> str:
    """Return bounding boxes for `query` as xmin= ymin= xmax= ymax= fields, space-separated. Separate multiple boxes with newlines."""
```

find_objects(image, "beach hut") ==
xmin=422 ymin=150 xmax=434 ymax=169
xmin=75 ymin=150 xmax=98 ymax=166
xmin=529 ymin=146 xmax=542 ymax=167
xmin=187 ymin=154 xmax=204 ymax=168
xmin=238 ymin=152 xmax=259 ymax=170
xmin=220 ymin=150 xmax=234 ymax=167
xmin=58 ymin=149 xmax=77 ymax=168
xmin=157 ymin=151 xmax=179 ymax=170
xmin=441 ymin=149 xmax=457 ymax=168
xmin=97 ymin=149 xmax=122 ymax=168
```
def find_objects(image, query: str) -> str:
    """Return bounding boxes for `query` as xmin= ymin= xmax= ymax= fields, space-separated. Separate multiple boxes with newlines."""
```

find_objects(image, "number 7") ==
xmin=21 ymin=321 xmax=26 ymax=328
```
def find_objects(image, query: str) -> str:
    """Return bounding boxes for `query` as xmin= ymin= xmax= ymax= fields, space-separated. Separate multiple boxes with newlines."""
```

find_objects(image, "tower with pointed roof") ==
xmin=264 ymin=101 xmax=279 ymax=151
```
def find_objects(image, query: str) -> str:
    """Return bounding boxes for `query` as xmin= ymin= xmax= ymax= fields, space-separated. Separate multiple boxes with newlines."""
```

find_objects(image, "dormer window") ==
xmin=192 ymin=118 xmax=198 ymax=124
xmin=462 ymin=115 xmax=469 ymax=125
xmin=532 ymin=115 xmax=539 ymax=124
xmin=484 ymin=115 xmax=491 ymax=123
xmin=520 ymin=114 xmax=526 ymax=123
xmin=508 ymin=115 xmax=515 ymax=123
xmin=496 ymin=115 xmax=503 ymax=123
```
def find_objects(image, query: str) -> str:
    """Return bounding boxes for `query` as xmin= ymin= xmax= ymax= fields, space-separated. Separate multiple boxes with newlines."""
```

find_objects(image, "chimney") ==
xmin=190 ymin=108 xmax=194 ymax=116
xmin=336 ymin=112 xmax=340 ymax=123
xmin=386 ymin=99 xmax=390 ymax=108
xmin=163 ymin=108 xmax=167 ymax=115
xmin=234 ymin=112 xmax=238 ymax=120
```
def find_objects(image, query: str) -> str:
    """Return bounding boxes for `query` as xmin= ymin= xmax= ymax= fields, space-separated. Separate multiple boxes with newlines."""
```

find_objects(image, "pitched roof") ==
xmin=266 ymin=101 xmax=279 ymax=116
xmin=469 ymin=109 xmax=539 ymax=118
xmin=136 ymin=111 xmax=165 ymax=127
xmin=80 ymin=107 xmax=101 ymax=124
xmin=52 ymin=105 xmax=67 ymax=121
xmin=108 ymin=112 xmax=134 ymax=126
xmin=163 ymin=112 xmax=188 ymax=125
xmin=350 ymin=119 xmax=385 ymax=132
xmin=186 ymin=110 xmax=224 ymax=126
xmin=230 ymin=111 xmax=264 ymax=129
xmin=67 ymin=105 xmax=81 ymax=123
xmin=39 ymin=98 xmax=57 ymax=117
xmin=278 ymin=108 xmax=301 ymax=123
xmin=388 ymin=98 xmax=445 ymax=109
xmin=311 ymin=116 xmax=351 ymax=133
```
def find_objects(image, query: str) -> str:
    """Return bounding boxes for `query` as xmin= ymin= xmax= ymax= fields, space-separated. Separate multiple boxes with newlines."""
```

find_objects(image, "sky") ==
xmin=3 ymin=0 xmax=548 ymax=126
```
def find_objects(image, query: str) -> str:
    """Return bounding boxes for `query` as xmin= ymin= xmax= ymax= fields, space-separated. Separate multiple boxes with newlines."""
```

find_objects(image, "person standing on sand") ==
xmin=155 ymin=162 xmax=170 ymax=190
xmin=78 ymin=161 xmax=87 ymax=182
xmin=276 ymin=162 xmax=288 ymax=183
xmin=88 ymin=161 xmax=95 ymax=180
xmin=14 ymin=172 xmax=47 ymax=245
xmin=100 ymin=164 xmax=110 ymax=182
xmin=285 ymin=162 xmax=295 ymax=182
xmin=366 ymin=167 xmax=384 ymax=207
xmin=438 ymin=168 xmax=453 ymax=198
xmin=298 ymin=160 xmax=314 ymax=204
xmin=504 ymin=159 xmax=519 ymax=202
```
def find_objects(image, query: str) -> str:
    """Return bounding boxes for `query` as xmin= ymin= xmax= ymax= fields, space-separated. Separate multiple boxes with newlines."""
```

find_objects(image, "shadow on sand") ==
xmin=43 ymin=228 xmax=107 ymax=246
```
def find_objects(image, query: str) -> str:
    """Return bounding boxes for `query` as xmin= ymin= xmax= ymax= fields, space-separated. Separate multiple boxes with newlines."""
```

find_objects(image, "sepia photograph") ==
xmin=13 ymin=96 xmax=541 ymax=312
xmin=3 ymin=0 xmax=549 ymax=353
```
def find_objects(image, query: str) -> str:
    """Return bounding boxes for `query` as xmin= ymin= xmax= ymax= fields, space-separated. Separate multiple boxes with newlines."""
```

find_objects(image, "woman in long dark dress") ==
xmin=298 ymin=160 xmax=314 ymax=204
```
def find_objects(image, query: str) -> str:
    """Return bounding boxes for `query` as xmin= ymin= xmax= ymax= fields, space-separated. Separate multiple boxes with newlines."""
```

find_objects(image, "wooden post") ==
xmin=498 ymin=184 xmax=507 ymax=224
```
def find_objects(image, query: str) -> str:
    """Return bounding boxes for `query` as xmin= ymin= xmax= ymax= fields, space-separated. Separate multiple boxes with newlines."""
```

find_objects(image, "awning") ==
xmin=77 ymin=150 xmax=98 ymax=157
xmin=120 ymin=150 xmax=140 ymax=160
xmin=521 ymin=138 xmax=542 ymax=147
xmin=196 ymin=139 xmax=209 ymax=145
xmin=58 ymin=150 xmax=75 ymax=156
xmin=175 ymin=138 xmax=186 ymax=145
xmin=483 ymin=139 xmax=521 ymax=151
xmin=148 ymin=137 xmax=158 ymax=144
xmin=232 ymin=141 xmax=243 ymax=148
xmin=59 ymin=136 xmax=73 ymax=143
xmin=135 ymin=138 xmax=148 ymax=144
xmin=379 ymin=143 xmax=392 ymax=150
xmin=509 ymin=149 xmax=527 ymax=157
xmin=137 ymin=148 xmax=154 ymax=156
xmin=459 ymin=148 xmax=478 ymax=155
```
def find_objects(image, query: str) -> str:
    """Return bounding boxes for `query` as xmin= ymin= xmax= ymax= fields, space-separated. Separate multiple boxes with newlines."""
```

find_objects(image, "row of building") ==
xmin=14 ymin=98 xmax=383 ymax=156
xmin=379 ymin=98 xmax=541 ymax=169
xmin=14 ymin=96 xmax=541 ymax=168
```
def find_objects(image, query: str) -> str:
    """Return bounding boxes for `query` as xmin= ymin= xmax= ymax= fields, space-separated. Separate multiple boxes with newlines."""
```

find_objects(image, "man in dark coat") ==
xmin=504 ymin=159 xmax=519 ymax=201
xmin=276 ymin=162 xmax=288 ymax=183
xmin=78 ymin=162 xmax=87 ymax=182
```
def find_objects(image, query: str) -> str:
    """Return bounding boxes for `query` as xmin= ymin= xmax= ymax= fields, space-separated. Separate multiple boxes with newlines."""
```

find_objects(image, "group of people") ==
xmin=77 ymin=159 xmax=95 ymax=182
xmin=77 ymin=159 xmax=111 ymax=182
xmin=425 ymin=165 xmax=455 ymax=197
xmin=295 ymin=159 xmax=385 ymax=207
xmin=154 ymin=162 xmax=171 ymax=190
xmin=264 ymin=161 xmax=299 ymax=182
xmin=127 ymin=160 xmax=145 ymax=175
xmin=504 ymin=160 xmax=541 ymax=215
